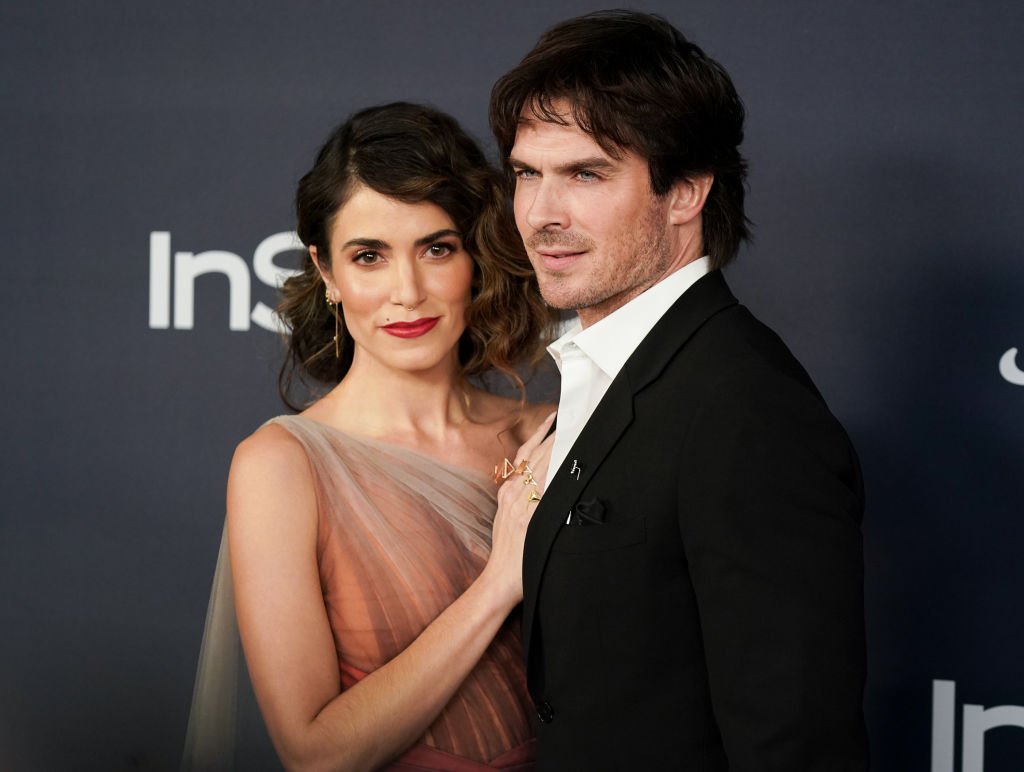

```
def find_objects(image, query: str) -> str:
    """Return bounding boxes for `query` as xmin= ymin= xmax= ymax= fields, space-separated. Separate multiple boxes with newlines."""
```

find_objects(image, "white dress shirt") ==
xmin=546 ymin=257 xmax=710 ymax=482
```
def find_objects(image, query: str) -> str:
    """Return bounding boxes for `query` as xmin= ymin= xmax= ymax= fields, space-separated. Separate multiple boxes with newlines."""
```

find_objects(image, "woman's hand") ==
xmin=482 ymin=411 xmax=556 ymax=608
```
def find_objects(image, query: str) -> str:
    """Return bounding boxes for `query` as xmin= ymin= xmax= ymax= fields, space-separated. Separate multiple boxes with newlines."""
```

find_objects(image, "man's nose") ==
xmin=521 ymin=178 xmax=570 ymax=232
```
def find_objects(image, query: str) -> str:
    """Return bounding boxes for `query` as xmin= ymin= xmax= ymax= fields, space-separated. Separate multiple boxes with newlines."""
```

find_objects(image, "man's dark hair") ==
xmin=490 ymin=10 xmax=750 ymax=269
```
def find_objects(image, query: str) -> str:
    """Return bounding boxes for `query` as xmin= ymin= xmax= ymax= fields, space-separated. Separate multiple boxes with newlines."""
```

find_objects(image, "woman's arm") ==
xmin=228 ymin=415 xmax=553 ymax=772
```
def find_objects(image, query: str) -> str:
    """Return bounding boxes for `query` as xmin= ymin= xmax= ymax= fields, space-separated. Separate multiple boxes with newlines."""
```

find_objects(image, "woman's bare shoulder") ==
xmin=232 ymin=420 xmax=308 ymax=475
xmin=228 ymin=421 xmax=316 ymax=519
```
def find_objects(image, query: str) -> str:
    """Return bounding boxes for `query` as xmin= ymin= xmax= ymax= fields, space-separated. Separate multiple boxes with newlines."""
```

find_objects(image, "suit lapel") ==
xmin=521 ymin=270 xmax=739 ymax=665
xmin=521 ymin=376 xmax=634 ymax=654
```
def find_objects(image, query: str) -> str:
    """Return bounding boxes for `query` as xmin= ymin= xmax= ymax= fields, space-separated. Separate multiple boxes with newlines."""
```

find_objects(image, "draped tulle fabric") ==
xmin=182 ymin=415 xmax=535 ymax=771
xmin=181 ymin=521 xmax=239 ymax=771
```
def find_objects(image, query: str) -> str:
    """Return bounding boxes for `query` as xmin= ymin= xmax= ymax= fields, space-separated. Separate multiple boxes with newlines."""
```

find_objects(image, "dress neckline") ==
xmin=277 ymin=413 xmax=496 ymax=483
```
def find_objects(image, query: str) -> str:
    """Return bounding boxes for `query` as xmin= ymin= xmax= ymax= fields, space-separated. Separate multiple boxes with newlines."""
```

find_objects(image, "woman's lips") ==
xmin=382 ymin=317 xmax=440 ymax=338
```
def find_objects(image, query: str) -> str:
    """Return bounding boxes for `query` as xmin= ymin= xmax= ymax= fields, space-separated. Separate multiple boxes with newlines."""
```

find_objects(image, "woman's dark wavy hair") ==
xmin=278 ymin=102 xmax=554 ymax=410
xmin=490 ymin=10 xmax=751 ymax=269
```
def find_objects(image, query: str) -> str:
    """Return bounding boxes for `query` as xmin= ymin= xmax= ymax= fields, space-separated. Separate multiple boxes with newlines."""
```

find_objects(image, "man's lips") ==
xmin=534 ymin=249 xmax=586 ymax=270
xmin=538 ymin=249 xmax=584 ymax=257
xmin=381 ymin=317 xmax=440 ymax=338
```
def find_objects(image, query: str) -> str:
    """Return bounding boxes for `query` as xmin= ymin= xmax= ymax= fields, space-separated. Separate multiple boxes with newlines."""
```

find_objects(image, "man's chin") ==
xmin=537 ymin=276 xmax=599 ymax=308
xmin=537 ymin=286 xmax=582 ymax=312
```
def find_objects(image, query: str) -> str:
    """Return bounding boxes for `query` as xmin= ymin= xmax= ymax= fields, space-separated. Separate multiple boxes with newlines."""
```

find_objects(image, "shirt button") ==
xmin=536 ymin=700 xmax=554 ymax=724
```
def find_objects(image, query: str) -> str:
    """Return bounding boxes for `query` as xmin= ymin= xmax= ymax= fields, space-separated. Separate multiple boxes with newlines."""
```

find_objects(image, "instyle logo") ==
xmin=148 ymin=231 xmax=303 ymax=332
xmin=931 ymin=679 xmax=1024 ymax=771
xmin=999 ymin=348 xmax=1024 ymax=385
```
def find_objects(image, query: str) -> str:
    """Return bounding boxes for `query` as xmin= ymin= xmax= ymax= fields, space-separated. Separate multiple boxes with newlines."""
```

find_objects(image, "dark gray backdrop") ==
xmin=3 ymin=1 xmax=1022 ymax=770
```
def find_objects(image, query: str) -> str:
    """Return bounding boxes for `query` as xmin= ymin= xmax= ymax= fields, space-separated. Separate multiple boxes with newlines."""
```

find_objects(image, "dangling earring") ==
xmin=325 ymin=288 xmax=340 ymax=359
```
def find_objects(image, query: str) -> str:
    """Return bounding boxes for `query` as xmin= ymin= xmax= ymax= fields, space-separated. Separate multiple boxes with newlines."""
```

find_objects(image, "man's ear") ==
xmin=667 ymin=174 xmax=713 ymax=226
xmin=310 ymin=246 xmax=336 ymax=301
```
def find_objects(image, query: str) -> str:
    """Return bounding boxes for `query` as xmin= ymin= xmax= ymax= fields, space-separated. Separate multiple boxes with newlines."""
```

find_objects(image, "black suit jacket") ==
xmin=523 ymin=271 xmax=867 ymax=771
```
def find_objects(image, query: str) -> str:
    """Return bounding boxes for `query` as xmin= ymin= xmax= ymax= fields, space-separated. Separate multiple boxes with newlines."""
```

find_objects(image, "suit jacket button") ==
xmin=536 ymin=700 xmax=554 ymax=724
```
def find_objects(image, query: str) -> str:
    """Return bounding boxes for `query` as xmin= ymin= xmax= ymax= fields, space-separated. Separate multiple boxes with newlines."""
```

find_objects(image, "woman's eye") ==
xmin=353 ymin=251 xmax=381 ymax=265
xmin=426 ymin=243 xmax=454 ymax=258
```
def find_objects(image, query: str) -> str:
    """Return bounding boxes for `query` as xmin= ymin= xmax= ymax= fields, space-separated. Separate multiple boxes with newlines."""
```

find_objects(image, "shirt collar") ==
xmin=547 ymin=257 xmax=710 ymax=378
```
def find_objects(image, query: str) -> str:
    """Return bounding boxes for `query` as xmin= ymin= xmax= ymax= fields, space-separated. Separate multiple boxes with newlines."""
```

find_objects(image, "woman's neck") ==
xmin=312 ymin=351 xmax=472 ymax=442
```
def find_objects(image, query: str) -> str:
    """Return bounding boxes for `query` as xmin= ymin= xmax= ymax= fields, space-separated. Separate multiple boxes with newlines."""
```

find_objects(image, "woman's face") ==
xmin=315 ymin=185 xmax=475 ymax=376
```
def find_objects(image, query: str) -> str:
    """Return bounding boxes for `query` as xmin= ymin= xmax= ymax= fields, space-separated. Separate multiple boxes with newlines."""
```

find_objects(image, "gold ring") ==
xmin=522 ymin=473 xmax=535 ymax=485
xmin=527 ymin=490 xmax=542 ymax=503
xmin=493 ymin=457 xmax=516 ymax=483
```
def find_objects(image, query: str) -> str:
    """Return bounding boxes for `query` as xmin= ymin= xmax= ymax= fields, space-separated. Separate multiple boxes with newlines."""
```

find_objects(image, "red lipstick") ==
xmin=382 ymin=317 xmax=440 ymax=338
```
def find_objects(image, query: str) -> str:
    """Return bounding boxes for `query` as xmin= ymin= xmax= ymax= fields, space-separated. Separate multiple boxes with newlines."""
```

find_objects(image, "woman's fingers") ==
xmin=517 ymin=411 xmax=555 ymax=459
xmin=530 ymin=433 xmax=555 ymax=489
xmin=492 ymin=412 xmax=557 ymax=528
xmin=511 ymin=411 xmax=555 ymax=477
xmin=498 ymin=424 xmax=557 ymax=499
xmin=487 ymin=415 xmax=557 ymax=601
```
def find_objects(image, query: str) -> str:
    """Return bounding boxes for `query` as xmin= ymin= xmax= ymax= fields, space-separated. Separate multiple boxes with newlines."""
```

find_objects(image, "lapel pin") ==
xmin=569 ymin=459 xmax=582 ymax=480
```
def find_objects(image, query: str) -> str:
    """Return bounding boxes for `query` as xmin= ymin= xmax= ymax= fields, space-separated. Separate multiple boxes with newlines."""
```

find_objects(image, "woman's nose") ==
xmin=390 ymin=259 xmax=426 ymax=310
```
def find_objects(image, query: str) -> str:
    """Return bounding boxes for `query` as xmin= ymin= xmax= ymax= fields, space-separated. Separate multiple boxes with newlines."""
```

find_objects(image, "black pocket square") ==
xmin=571 ymin=497 xmax=606 ymax=526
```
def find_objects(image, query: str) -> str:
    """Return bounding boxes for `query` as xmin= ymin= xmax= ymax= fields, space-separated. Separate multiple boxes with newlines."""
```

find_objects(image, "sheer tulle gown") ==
xmin=183 ymin=415 xmax=536 ymax=771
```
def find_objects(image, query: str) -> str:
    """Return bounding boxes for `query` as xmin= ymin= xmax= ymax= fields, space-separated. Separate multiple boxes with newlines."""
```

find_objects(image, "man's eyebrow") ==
xmin=507 ymin=156 xmax=617 ymax=175
xmin=558 ymin=157 xmax=616 ymax=175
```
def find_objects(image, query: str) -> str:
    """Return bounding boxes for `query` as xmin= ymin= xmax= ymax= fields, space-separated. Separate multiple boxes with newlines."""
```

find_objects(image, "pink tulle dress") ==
xmin=271 ymin=415 xmax=536 ymax=770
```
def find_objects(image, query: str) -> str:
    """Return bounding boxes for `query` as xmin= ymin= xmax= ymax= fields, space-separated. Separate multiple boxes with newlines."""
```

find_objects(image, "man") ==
xmin=490 ymin=11 xmax=868 ymax=770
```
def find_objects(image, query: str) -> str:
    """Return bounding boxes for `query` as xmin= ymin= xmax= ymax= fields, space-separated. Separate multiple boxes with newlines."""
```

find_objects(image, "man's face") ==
xmin=509 ymin=103 xmax=682 ymax=327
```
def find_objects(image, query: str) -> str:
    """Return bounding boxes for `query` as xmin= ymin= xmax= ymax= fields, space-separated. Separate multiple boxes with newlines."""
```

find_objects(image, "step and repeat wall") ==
xmin=3 ymin=1 xmax=1022 ymax=769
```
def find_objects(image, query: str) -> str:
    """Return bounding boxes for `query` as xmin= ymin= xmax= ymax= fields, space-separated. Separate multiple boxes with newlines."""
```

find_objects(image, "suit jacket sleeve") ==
xmin=677 ymin=367 xmax=867 ymax=768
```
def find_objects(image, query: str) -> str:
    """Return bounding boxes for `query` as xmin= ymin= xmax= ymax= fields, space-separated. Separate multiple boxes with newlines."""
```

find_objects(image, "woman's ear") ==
xmin=667 ymin=174 xmax=714 ymax=226
xmin=310 ymin=246 xmax=336 ymax=301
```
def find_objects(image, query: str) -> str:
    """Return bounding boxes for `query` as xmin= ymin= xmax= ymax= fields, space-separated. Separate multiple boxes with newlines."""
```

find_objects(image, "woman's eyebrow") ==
xmin=340 ymin=237 xmax=389 ymax=250
xmin=340 ymin=229 xmax=461 ymax=251
xmin=414 ymin=229 xmax=461 ymax=247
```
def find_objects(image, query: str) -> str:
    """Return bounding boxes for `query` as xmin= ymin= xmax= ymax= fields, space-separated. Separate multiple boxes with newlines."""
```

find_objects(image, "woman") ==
xmin=183 ymin=103 xmax=556 ymax=771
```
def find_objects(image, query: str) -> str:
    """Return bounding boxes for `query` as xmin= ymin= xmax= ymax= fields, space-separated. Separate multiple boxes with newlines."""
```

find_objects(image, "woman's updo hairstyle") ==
xmin=278 ymin=102 xmax=553 ymax=409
